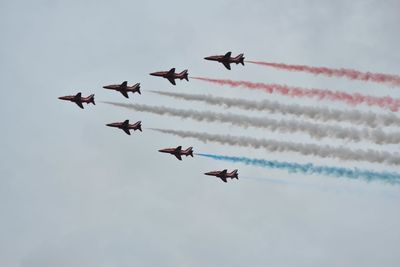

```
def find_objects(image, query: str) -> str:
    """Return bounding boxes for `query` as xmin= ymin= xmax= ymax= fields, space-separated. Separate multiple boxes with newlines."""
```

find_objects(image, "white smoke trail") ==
xmin=150 ymin=90 xmax=400 ymax=128
xmin=103 ymin=101 xmax=400 ymax=145
xmin=149 ymin=128 xmax=400 ymax=166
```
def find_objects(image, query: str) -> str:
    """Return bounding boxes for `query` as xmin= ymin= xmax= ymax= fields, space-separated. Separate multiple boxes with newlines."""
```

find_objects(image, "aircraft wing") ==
xmin=122 ymin=128 xmax=131 ymax=135
xmin=222 ymin=62 xmax=231 ymax=70
xmin=168 ymin=68 xmax=176 ymax=75
xmin=120 ymin=91 xmax=129 ymax=98
xmin=167 ymin=77 xmax=176 ymax=85
xmin=224 ymin=52 xmax=232 ymax=58
xmin=120 ymin=81 xmax=128 ymax=88
xmin=220 ymin=176 xmax=227 ymax=183
xmin=174 ymin=154 xmax=182 ymax=160
xmin=75 ymin=101 xmax=84 ymax=109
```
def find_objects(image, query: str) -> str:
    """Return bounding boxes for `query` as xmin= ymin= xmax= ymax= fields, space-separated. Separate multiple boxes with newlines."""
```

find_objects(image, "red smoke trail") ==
xmin=246 ymin=61 xmax=400 ymax=87
xmin=191 ymin=77 xmax=400 ymax=112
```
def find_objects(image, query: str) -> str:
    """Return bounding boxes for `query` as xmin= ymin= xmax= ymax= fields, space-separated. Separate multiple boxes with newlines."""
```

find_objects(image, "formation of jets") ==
xmin=58 ymin=51 xmax=244 ymax=183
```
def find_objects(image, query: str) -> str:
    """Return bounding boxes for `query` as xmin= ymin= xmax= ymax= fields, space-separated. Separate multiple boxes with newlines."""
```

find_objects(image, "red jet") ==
xmin=106 ymin=120 xmax=142 ymax=135
xmin=158 ymin=146 xmax=193 ymax=160
xmin=150 ymin=68 xmax=189 ymax=85
xmin=204 ymin=169 xmax=239 ymax=183
xmin=204 ymin=52 xmax=245 ymax=70
xmin=58 ymin=92 xmax=95 ymax=109
xmin=103 ymin=81 xmax=141 ymax=98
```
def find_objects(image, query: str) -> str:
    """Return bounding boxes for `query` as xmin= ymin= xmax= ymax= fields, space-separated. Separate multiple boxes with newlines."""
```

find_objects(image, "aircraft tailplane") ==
xmin=135 ymin=83 xmax=141 ymax=95
xmin=185 ymin=147 xmax=194 ymax=157
xmin=231 ymin=169 xmax=239 ymax=179
xmin=235 ymin=54 xmax=245 ymax=66
xmin=180 ymin=70 xmax=189 ymax=81
xmin=89 ymin=94 xmax=96 ymax=105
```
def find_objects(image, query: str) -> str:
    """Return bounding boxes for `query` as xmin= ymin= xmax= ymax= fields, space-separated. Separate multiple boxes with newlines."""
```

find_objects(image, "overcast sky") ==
xmin=1 ymin=0 xmax=400 ymax=266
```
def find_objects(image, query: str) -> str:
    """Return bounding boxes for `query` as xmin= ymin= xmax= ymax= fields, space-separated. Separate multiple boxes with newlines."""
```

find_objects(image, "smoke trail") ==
xmin=246 ymin=60 xmax=400 ymax=87
xmin=149 ymin=128 xmax=400 ymax=166
xmin=196 ymin=153 xmax=400 ymax=185
xmin=103 ymin=101 xmax=400 ymax=145
xmin=191 ymin=77 xmax=400 ymax=112
xmin=150 ymin=90 xmax=400 ymax=128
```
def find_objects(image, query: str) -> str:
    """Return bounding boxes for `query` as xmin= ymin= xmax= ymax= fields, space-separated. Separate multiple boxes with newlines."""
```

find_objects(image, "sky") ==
xmin=1 ymin=0 xmax=400 ymax=266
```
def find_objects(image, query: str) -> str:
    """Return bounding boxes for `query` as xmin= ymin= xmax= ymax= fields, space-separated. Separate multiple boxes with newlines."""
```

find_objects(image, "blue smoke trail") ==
xmin=195 ymin=153 xmax=400 ymax=185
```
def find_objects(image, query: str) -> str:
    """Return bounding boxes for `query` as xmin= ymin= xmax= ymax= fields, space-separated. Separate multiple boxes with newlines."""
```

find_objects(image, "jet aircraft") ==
xmin=150 ymin=68 xmax=189 ymax=85
xmin=204 ymin=52 xmax=245 ymax=70
xmin=158 ymin=146 xmax=193 ymax=160
xmin=204 ymin=169 xmax=239 ymax=183
xmin=103 ymin=81 xmax=141 ymax=98
xmin=58 ymin=92 xmax=95 ymax=109
xmin=106 ymin=120 xmax=142 ymax=135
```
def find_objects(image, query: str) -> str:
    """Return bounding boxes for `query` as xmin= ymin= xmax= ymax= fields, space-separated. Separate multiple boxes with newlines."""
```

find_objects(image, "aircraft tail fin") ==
xmin=137 ymin=121 xmax=142 ymax=132
xmin=89 ymin=94 xmax=96 ymax=105
xmin=180 ymin=69 xmax=189 ymax=81
xmin=231 ymin=169 xmax=239 ymax=179
xmin=134 ymin=83 xmax=141 ymax=95
xmin=239 ymin=54 xmax=245 ymax=66
xmin=235 ymin=54 xmax=245 ymax=65
xmin=184 ymin=147 xmax=194 ymax=157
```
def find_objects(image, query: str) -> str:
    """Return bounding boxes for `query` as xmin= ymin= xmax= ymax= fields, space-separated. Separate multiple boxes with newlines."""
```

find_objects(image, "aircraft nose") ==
xmin=106 ymin=123 xmax=113 ymax=127
xmin=149 ymin=72 xmax=158 ymax=76
xmin=204 ymin=56 xmax=212 ymax=60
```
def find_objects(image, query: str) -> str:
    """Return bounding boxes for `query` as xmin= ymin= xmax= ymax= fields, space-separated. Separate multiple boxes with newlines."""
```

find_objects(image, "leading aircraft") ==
xmin=106 ymin=120 xmax=142 ymax=135
xmin=204 ymin=169 xmax=239 ymax=183
xmin=204 ymin=52 xmax=245 ymax=70
xmin=150 ymin=68 xmax=189 ymax=85
xmin=158 ymin=146 xmax=193 ymax=160
xmin=103 ymin=81 xmax=141 ymax=98
xmin=58 ymin=92 xmax=95 ymax=109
